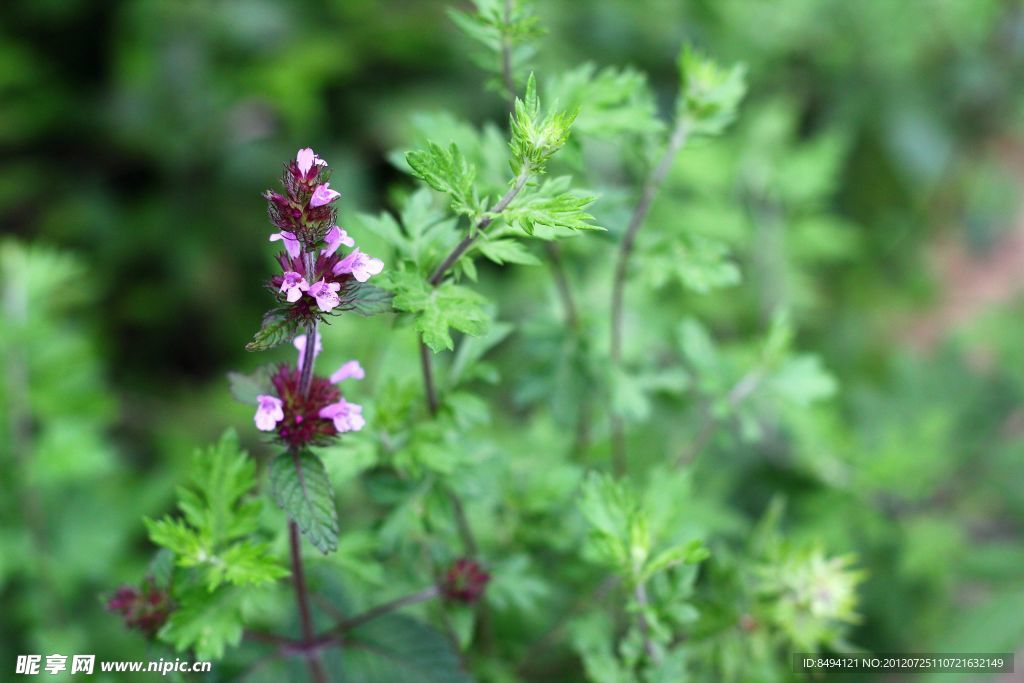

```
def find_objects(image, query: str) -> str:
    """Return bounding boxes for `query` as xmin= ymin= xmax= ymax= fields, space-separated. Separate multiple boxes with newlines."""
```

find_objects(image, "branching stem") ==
xmin=610 ymin=117 xmax=691 ymax=476
xmin=289 ymin=520 xmax=327 ymax=683
xmin=427 ymin=166 xmax=532 ymax=286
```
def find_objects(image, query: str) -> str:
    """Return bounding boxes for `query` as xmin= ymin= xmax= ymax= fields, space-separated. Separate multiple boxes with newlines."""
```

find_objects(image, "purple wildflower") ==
xmin=309 ymin=183 xmax=341 ymax=208
xmin=322 ymin=225 xmax=355 ymax=257
xmin=279 ymin=271 xmax=309 ymax=303
xmin=308 ymin=278 xmax=342 ymax=312
xmin=268 ymin=364 xmax=343 ymax=447
xmin=269 ymin=230 xmax=301 ymax=259
xmin=330 ymin=360 xmax=365 ymax=384
xmin=254 ymin=394 xmax=285 ymax=431
xmin=296 ymin=147 xmax=328 ymax=177
xmin=333 ymin=247 xmax=384 ymax=283
xmin=319 ymin=399 xmax=365 ymax=433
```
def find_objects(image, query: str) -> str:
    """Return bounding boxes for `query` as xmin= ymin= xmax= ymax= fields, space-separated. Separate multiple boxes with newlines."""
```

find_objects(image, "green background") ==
xmin=3 ymin=0 xmax=1024 ymax=680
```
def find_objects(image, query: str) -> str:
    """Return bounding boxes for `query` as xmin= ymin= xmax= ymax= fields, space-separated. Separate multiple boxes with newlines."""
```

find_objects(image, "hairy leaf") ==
xmin=504 ymin=176 xmax=601 ymax=235
xmin=388 ymin=271 xmax=490 ymax=352
xmin=246 ymin=307 xmax=299 ymax=352
xmin=341 ymin=615 xmax=473 ymax=683
xmin=269 ymin=450 xmax=340 ymax=554
xmin=145 ymin=432 xmax=283 ymax=590
xmin=477 ymin=238 xmax=541 ymax=266
xmin=406 ymin=143 xmax=481 ymax=218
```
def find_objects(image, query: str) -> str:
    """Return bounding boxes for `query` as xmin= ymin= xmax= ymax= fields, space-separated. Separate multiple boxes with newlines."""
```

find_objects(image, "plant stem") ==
xmin=419 ymin=166 xmax=532 ymax=415
xmin=545 ymin=241 xmax=579 ymax=329
xmin=609 ymin=117 xmax=691 ymax=476
xmin=428 ymin=166 xmax=532 ymax=286
xmin=500 ymin=0 xmax=516 ymax=110
xmin=633 ymin=581 xmax=661 ymax=664
xmin=298 ymin=251 xmax=319 ymax=395
xmin=515 ymin=575 xmax=619 ymax=676
xmin=676 ymin=368 xmax=764 ymax=466
xmin=290 ymin=245 xmax=327 ymax=683
xmin=333 ymin=586 xmax=441 ymax=634
xmin=418 ymin=167 xmax=533 ymax=558
xmin=289 ymin=520 xmax=328 ymax=683
xmin=419 ymin=338 xmax=439 ymax=415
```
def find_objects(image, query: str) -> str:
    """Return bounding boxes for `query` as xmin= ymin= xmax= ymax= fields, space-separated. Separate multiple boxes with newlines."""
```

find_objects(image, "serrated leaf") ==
xmin=342 ymin=283 xmax=394 ymax=317
xmin=640 ymin=234 xmax=740 ymax=293
xmin=146 ymin=432 xmax=284 ymax=590
xmin=219 ymin=543 xmax=290 ymax=587
xmin=269 ymin=450 xmax=339 ymax=554
xmin=341 ymin=615 xmax=473 ymax=683
xmin=678 ymin=46 xmax=747 ymax=136
xmin=406 ymin=143 xmax=480 ymax=218
xmin=641 ymin=540 xmax=709 ymax=582
xmin=477 ymin=238 xmax=541 ymax=265
xmin=388 ymin=272 xmax=490 ymax=352
xmin=246 ymin=307 xmax=299 ymax=352
xmin=158 ymin=585 xmax=246 ymax=660
xmin=547 ymin=63 xmax=663 ymax=138
xmin=510 ymin=73 xmax=578 ymax=174
xmin=504 ymin=177 xmax=601 ymax=235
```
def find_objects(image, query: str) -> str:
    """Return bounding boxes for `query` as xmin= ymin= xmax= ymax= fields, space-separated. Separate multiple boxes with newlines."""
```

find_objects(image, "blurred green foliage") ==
xmin=4 ymin=0 xmax=1024 ymax=681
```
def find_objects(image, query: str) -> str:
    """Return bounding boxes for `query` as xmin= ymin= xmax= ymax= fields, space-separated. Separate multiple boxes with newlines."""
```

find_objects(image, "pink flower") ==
xmin=309 ymin=183 xmax=341 ymax=208
xmin=270 ymin=230 xmax=301 ymax=260
xmin=322 ymin=225 xmax=355 ymax=257
xmin=254 ymin=394 xmax=284 ymax=431
xmin=308 ymin=278 xmax=342 ymax=312
xmin=294 ymin=332 xmax=322 ymax=370
xmin=330 ymin=360 xmax=365 ymax=384
xmin=319 ymin=399 xmax=365 ymax=433
xmin=296 ymin=147 xmax=328 ymax=175
xmin=279 ymin=271 xmax=309 ymax=303
xmin=333 ymin=247 xmax=383 ymax=282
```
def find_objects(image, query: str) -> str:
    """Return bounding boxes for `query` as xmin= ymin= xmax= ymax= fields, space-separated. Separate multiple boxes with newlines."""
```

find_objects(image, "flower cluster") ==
xmin=440 ymin=558 xmax=491 ymax=603
xmin=105 ymin=580 xmax=172 ymax=637
xmin=254 ymin=333 xmax=366 ymax=447
xmin=264 ymin=148 xmax=383 ymax=324
xmin=251 ymin=147 xmax=379 ymax=448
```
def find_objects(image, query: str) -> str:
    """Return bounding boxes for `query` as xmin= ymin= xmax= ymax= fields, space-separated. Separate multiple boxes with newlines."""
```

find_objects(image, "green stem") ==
xmin=609 ymin=117 xmax=691 ymax=476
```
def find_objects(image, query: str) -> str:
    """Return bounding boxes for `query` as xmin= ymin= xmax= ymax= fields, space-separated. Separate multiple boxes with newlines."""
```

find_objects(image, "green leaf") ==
xmin=145 ymin=517 xmax=204 ymax=561
xmin=769 ymin=355 xmax=837 ymax=406
xmin=405 ymin=143 xmax=481 ymax=218
xmin=181 ymin=431 xmax=261 ymax=544
xmin=639 ymin=234 xmax=740 ymax=293
xmin=227 ymin=365 xmax=273 ymax=404
xmin=677 ymin=46 xmax=747 ymax=136
xmin=504 ymin=176 xmax=601 ymax=235
xmin=219 ymin=543 xmax=289 ymax=587
xmin=344 ymin=283 xmax=395 ymax=317
xmin=447 ymin=321 xmax=513 ymax=388
xmin=146 ymin=432 xmax=283 ymax=590
xmin=269 ymin=450 xmax=340 ymax=554
xmin=388 ymin=271 xmax=490 ymax=352
xmin=477 ymin=238 xmax=541 ymax=265
xmin=341 ymin=615 xmax=473 ymax=683
xmin=546 ymin=63 xmax=663 ymax=138
xmin=354 ymin=190 xmax=459 ymax=275
xmin=158 ymin=585 xmax=246 ymax=660
xmin=245 ymin=307 xmax=299 ymax=352
xmin=579 ymin=472 xmax=650 ymax=575
xmin=510 ymin=72 xmax=578 ymax=174
xmin=641 ymin=540 xmax=710 ymax=582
